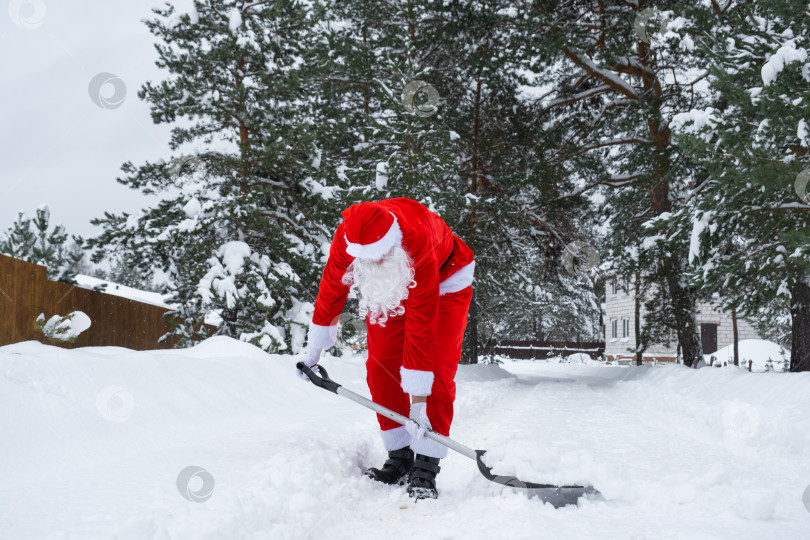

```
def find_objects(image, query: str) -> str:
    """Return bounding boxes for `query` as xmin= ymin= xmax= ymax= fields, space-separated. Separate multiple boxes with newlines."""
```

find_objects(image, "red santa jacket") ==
xmin=306 ymin=198 xmax=475 ymax=396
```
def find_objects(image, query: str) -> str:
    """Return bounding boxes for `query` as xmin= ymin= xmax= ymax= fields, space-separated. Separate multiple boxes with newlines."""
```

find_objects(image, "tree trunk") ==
xmin=469 ymin=77 xmax=482 ymax=232
xmin=641 ymin=18 xmax=703 ymax=368
xmin=460 ymin=76 xmax=483 ymax=366
xmin=665 ymin=264 xmax=703 ymax=367
xmin=652 ymin=183 xmax=703 ymax=368
xmin=634 ymin=272 xmax=643 ymax=366
xmin=790 ymin=275 xmax=810 ymax=372
xmin=731 ymin=306 xmax=739 ymax=366
xmin=362 ymin=27 xmax=369 ymax=120
xmin=461 ymin=289 xmax=478 ymax=364
xmin=537 ymin=309 xmax=544 ymax=341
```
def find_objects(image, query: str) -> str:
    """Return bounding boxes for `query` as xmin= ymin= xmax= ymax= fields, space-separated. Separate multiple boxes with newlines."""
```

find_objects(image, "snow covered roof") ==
xmin=74 ymin=274 xmax=222 ymax=326
xmin=74 ymin=274 xmax=171 ymax=309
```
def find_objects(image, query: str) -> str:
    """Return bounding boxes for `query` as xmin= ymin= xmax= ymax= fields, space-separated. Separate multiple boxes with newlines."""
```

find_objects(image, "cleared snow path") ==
xmin=1 ymin=339 xmax=808 ymax=539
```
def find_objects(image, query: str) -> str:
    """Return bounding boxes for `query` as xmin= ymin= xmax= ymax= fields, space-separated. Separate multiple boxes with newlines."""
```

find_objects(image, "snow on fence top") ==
xmin=488 ymin=340 xmax=606 ymax=360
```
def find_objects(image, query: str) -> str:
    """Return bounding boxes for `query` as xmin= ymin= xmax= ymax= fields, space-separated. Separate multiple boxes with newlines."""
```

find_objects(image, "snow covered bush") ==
xmin=35 ymin=311 xmax=92 ymax=343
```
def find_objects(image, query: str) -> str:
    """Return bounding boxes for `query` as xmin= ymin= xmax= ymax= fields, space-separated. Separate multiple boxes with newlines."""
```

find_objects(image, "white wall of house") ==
xmin=604 ymin=276 xmax=762 ymax=361
xmin=692 ymin=300 xmax=761 ymax=351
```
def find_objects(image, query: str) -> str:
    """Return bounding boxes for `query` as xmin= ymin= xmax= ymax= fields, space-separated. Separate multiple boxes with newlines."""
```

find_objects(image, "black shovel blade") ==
xmin=475 ymin=450 xmax=602 ymax=508
xmin=524 ymin=485 xmax=601 ymax=509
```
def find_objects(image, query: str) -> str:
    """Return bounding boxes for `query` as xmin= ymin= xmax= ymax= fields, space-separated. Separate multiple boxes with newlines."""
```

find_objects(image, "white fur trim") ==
xmin=344 ymin=213 xmax=403 ymax=260
xmin=379 ymin=426 xmax=411 ymax=451
xmin=410 ymin=433 xmax=448 ymax=459
xmin=439 ymin=260 xmax=475 ymax=295
xmin=307 ymin=322 xmax=337 ymax=350
xmin=400 ymin=367 xmax=434 ymax=396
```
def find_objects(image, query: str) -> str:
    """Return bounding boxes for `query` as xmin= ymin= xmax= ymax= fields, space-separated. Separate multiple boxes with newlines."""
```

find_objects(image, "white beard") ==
xmin=342 ymin=245 xmax=416 ymax=326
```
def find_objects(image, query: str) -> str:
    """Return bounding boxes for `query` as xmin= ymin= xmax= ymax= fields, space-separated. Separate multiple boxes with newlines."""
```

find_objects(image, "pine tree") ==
xmin=325 ymin=0 xmax=459 ymax=210
xmin=306 ymin=1 xmax=603 ymax=357
xmin=406 ymin=1 xmax=601 ymax=355
xmin=313 ymin=1 xmax=459 ymax=212
xmin=316 ymin=1 xmax=492 ymax=358
xmin=65 ymin=240 xmax=93 ymax=276
xmin=672 ymin=0 xmax=810 ymax=372
xmin=0 ymin=212 xmax=36 ymax=260
xmin=90 ymin=0 xmax=334 ymax=351
xmin=84 ymin=0 xmax=604 ymax=356
xmin=0 ymin=206 xmax=82 ymax=283
xmin=95 ymin=252 xmax=159 ymax=292
xmin=446 ymin=1 xmax=598 ymax=354
xmin=518 ymin=0 xmax=725 ymax=366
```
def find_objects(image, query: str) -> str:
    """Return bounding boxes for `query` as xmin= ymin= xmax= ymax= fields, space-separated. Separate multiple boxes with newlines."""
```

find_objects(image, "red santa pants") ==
xmin=365 ymin=286 xmax=472 ymax=458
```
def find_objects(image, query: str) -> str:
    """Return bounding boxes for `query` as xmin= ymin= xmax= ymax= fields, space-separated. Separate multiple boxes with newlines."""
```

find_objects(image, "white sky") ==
xmin=1 ymin=0 xmax=194 ymax=238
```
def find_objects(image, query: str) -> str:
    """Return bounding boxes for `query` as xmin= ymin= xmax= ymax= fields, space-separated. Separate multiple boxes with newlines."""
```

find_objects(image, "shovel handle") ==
xmin=297 ymin=362 xmax=342 ymax=394
xmin=296 ymin=360 xmax=599 ymax=505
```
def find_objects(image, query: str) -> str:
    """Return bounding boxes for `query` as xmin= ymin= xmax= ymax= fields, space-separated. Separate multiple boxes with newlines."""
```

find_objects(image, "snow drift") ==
xmin=1 ymin=338 xmax=809 ymax=539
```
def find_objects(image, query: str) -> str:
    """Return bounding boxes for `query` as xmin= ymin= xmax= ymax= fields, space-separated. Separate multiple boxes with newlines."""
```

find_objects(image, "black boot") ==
xmin=407 ymin=454 xmax=440 ymax=500
xmin=365 ymin=447 xmax=414 ymax=486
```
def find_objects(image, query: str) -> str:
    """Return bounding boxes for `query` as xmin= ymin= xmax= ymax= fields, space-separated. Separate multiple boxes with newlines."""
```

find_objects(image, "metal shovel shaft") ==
xmin=335 ymin=385 xmax=479 ymax=461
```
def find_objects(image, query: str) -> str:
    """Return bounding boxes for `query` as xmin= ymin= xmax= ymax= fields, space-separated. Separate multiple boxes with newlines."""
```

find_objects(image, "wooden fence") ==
xmin=485 ymin=340 xmax=606 ymax=360
xmin=0 ymin=254 xmax=178 ymax=350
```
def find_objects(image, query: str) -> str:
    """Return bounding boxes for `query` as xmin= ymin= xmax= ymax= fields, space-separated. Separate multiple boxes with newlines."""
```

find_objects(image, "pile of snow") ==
xmin=558 ymin=352 xmax=603 ymax=365
xmin=1 ymin=337 xmax=809 ymax=539
xmin=706 ymin=339 xmax=789 ymax=372
xmin=495 ymin=353 xmax=604 ymax=366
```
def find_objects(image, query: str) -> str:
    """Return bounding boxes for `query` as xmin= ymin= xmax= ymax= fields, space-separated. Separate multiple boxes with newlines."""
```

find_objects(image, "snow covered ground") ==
xmin=1 ymin=338 xmax=809 ymax=539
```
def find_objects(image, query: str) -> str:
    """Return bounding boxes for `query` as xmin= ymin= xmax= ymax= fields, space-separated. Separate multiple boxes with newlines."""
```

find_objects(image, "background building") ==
xmin=604 ymin=276 xmax=761 ymax=363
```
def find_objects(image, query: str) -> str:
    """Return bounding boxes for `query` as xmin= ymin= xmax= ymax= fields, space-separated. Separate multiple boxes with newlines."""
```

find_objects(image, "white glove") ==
xmin=296 ymin=347 xmax=322 ymax=382
xmin=406 ymin=401 xmax=432 ymax=440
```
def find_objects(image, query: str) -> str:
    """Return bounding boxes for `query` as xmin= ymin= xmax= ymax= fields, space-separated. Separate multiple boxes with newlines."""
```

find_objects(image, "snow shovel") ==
xmin=297 ymin=362 xmax=601 ymax=508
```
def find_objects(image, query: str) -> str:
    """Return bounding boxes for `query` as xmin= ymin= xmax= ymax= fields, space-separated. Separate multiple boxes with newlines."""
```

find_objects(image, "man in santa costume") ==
xmin=297 ymin=197 xmax=474 ymax=500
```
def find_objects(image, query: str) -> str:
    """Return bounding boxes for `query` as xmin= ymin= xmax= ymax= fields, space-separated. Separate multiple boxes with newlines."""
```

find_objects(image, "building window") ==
xmin=611 ymin=319 xmax=617 ymax=339
xmin=622 ymin=318 xmax=630 ymax=338
xmin=611 ymin=277 xmax=617 ymax=295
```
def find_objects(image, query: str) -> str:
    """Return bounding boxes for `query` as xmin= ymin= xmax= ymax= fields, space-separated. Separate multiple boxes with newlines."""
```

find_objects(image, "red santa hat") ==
xmin=342 ymin=202 xmax=402 ymax=260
